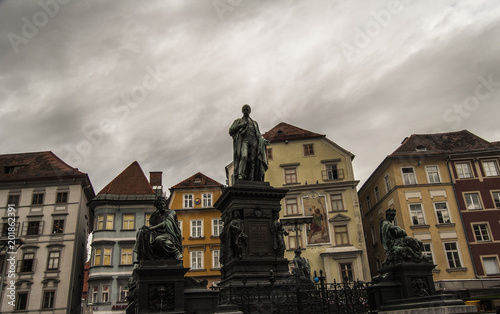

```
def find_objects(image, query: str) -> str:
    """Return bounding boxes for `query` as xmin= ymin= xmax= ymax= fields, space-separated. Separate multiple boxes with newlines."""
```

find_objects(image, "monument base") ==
xmin=368 ymin=262 xmax=473 ymax=313
xmin=379 ymin=304 xmax=478 ymax=314
xmin=129 ymin=260 xmax=189 ymax=313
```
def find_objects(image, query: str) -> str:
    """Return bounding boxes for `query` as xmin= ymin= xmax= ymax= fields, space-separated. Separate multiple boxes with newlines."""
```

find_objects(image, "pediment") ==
xmin=328 ymin=213 xmax=351 ymax=223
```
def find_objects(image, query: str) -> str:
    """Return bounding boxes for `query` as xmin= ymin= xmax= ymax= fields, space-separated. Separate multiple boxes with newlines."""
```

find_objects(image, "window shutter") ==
xmin=21 ymin=222 xmax=27 ymax=236
xmin=17 ymin=260 xmax=22 ymax=273
xmin=39 ymin=221 xmax=45 ymax=235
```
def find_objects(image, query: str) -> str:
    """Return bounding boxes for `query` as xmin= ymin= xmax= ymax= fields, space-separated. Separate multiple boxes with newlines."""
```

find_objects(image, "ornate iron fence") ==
xmin=215 ymin=271 xmax=370 ymax=314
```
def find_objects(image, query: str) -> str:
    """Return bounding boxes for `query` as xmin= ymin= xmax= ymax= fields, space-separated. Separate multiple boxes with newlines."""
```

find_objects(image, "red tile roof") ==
xmin=171 ymin=172 xmax=223 ymax=189
xmin=98 ymin=161 xmax=155 ymax=195
xmin=0 ymin=151 xmax=86 ymax=182
xmin=390 ymin=130 xmax=498 ymax=157
xmin=263 ymin=122 xmax=325 ymax=142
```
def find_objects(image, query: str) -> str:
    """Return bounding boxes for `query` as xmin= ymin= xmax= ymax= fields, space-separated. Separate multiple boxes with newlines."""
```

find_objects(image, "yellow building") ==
xmin=168 ymin=172 xmax=224 ymax=287
xmin=358 ymin=132 xmax=477 ymax=294
xmin=228 ymin=122 xmax=371 ymax=283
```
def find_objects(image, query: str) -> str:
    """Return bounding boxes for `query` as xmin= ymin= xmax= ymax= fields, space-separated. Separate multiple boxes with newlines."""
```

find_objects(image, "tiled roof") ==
xmin=171 ymin=172 xmax=223 ymax=189
xmin=98 ymin=161 xmax=155 ymax=195
xmin=0 ymin=151 xmax=86 ymax=182
xmin=263 ymin=122 xmax=325 ymax=142
xmin=390 ymin=130 xmax=498 ymax=157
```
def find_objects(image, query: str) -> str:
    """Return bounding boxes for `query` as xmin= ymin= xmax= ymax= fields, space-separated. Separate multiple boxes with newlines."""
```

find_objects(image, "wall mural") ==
xmin=303 ymin=192 xmax=330 ymax=245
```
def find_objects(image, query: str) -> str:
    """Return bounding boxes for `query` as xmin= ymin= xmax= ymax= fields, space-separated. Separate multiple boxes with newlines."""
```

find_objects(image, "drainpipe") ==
xmin=446 ymin=155 xmax=479 ymax=278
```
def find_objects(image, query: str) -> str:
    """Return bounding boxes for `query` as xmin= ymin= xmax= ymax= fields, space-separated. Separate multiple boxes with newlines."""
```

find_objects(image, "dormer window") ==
xmin=416 ymin=145 xmax=427 ymax=152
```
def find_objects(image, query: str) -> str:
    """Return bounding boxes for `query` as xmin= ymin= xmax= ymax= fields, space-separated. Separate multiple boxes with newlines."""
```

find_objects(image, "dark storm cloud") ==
xmin=1 ymin=0 xmax=499 ymax=191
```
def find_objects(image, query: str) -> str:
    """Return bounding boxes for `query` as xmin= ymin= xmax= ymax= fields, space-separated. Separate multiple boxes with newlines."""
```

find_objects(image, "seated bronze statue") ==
xmin=380 ymin=209 xmax=430 ymax=267
xmin=133 ymin=196 xmax=183 ymax=263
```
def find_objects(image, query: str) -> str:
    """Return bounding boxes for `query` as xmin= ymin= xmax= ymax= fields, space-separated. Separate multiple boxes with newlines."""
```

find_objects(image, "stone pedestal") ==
xmin=214 ymin=180 xmax=290 ymax=287
xmin=368 ymin=263 xmax=475 ymax=313
xmin=131 ymin=260 xmax=189 ymax=313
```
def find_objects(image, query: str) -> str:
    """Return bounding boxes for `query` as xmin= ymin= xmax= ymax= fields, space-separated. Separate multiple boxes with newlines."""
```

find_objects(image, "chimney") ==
xmin=150 ymin=172 xmax=163 ymax=196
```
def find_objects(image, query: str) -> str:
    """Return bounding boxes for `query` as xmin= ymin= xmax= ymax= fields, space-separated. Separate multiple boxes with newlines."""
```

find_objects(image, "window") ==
xmin=27 ymin=221 xmax=42 ymax=236
xmin=444 ymin=242 xmax=462 ymax=268
xmin=42 ymin=291 xmax=55 ymax=309
xmin=284 ymin=168 xmax=298 ymax=184
xmin=119 ymin=285 xmax=129 ymax=302
xmin=464 ymin=193 xmax=482 ymax=210
xmin=96 ymin=214 xmax=114 ymax=230
xmin=482 ymin=257 xmax=500 ymax=275
xmin=91 ymin=286 xmax=98 ymax=303
xmin=285 ymin=198 xmax=299 ymax=216
xmin=2 ymin=222 xmax=20 ymax=237
xmin=202 ymin=193 xmax=213 ymax=208
xmin=421 ymin=243 xmax=434 ymax=264
xmin=121 ymin=248 xmax=133 ymax=265
xmin=7 ymin=194 xmax=19 ymax=206
xmin=374 ymin=186 xmax=380 ymax=202
xmin=473 ymin=224 xmax=491 ymax=242
xmin=20 ymin=253 xmax=35 ymax=272
xmin=493 ymin=192 xmax=500 ymax=208
xmin=409 ymin=204 xmax=425 ymax=225
xmin=212 ymin=249 xmax=220 ymax=269
xmin=122 ymin=214 xmax=135 ymax=230
xmin=456 ymin=162 xmax=473 ymax=179
xmin=339 ymin=263 xmax=354 ymax=282
xmin=190 ymin=220 xmax=203 ymax=238
xmin=190 ymin=251 xmax=203 ymax=269
xmin=366 ymin=196 xmax=371 ymax=210
xmin=32 ymin=192 xmax=44 ymax=205
xmin=4 ymin=166 xmax=16 ymax=174
xmin=325 ymin=164 xmax=343 ymax=180
xmin=145 ymin=214 xmax=151 ymax=227
xmin=402 ymin=167 xmax=416 ymax=185
xmin=16 ymin=292 xmax=28 ymax=310
xmin=287 ymin=227 xmax=303 ymax=249
xmin=183 ymin=194 xmax=194 ymax=208
xmin=52 ymin=219 xmax=64 ymax=234
xmin=370 ymin=225 xmax=377 ymax=245
xmin=47 ymin=251 xmax=60 ymax=270
xmin=56 ymin=191 xmax=68 ymax=203
xmin=303 ymin=144 xmax=314 ymax=156
xmin=334 ymin=225 xmax=349 ymax=246
xmin=94 ymin=248 xmax=112 ymax=266
xmin=330 ymin=194 xmax=344 ymax=211
xmin=384 ymin=174 xmax=391 ymax=192
xmin=102 ymin=286 xmax=110 ymax=303
xmin=212 ymin=219 xmax=223 ymax=237
xmin=482 ymin=160 xmax=500 ymax=177
xmin=426 ymin=166 xmax=441 ymax=183
xmin=434 ymin=202 xmax=451 ymax=224
xmin=267 ymin=148 xmax=273 ymax=160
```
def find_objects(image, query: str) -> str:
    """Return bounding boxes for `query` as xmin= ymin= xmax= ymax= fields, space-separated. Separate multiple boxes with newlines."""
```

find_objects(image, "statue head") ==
xmin=242 ymin=104 xmax=251 ymax=117
xmin=294 ymin=247 xmax=302 ymax=256
xmin=385 ymin=208 xmax=396 ymax=221
xmin=154 ymin=196 xmax=168 ymax=211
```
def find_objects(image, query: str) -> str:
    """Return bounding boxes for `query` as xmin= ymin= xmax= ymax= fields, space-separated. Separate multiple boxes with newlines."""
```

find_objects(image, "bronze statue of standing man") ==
xmin=229 ymin=105 xmax=269 ymax=181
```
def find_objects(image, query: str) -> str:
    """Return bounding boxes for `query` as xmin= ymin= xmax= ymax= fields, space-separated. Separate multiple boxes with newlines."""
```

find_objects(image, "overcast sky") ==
xmin=1 ymin=0 xmax=500 ymax=194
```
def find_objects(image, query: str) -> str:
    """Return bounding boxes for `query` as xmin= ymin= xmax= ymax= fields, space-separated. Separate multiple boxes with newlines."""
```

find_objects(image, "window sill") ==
xmin=210 ymin=268 xmax=221 ymax=271
xmin=94 ymin=229 xmax=116 ymax=232
xmin=120 ymin=229 xmax=136 ymax=232
xmin=189 ymin=237 xmax=205 ymax=240
xmin=188 ymin=269 xmax=207 ymax=272
xmin=210 ymin=235 xmax=220 ymax=239
xmin=410 ymin=224 xmax=430 ymax=230
xmin=435 ymin=223 xmax=456 ymax=228
xmin=283 ymin=183 xmax=301 ymax=186
xmin=432 ymin=269 xmax=441 ymax=273
xmin=283 ymin=214 xmax=303 ymax=217
xmin=119 ymin=264 xmax=134 ymax=267
xmin=446 ymin=267 xmax=467 ymax=273
xmin=329 ymin=210 xmax=348 ymax=213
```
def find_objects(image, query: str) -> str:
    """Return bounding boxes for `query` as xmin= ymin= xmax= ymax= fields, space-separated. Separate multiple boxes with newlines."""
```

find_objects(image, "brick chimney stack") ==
xmin=149 ymin=171 xmax=163 ymax=196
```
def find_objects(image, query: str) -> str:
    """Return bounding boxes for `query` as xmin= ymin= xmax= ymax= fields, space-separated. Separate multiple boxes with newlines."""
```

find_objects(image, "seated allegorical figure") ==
xmin=380 ymin=208 xmax=430 ymax=267
xmin=133 ymin=196 xmax=183 ymax=263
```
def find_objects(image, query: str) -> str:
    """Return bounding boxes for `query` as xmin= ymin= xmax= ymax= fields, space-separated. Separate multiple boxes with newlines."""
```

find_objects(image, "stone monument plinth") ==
xmin=129 ymin=260 xmax=189 ymax=313
xmin=215 ymin=180 xmax=290 ymax=287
